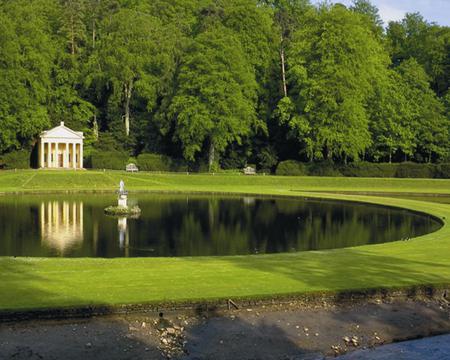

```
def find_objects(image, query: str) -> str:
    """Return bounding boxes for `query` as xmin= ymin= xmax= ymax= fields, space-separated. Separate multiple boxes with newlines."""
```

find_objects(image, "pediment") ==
xmin=41 ymin=122 xmax=83 ymax=140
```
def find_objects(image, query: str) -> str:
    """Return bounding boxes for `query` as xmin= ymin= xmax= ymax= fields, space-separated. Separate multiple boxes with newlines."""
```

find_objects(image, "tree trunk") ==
xmin=92 ymin=19 xmax=96 ymax=48
xmin=208 ymin=140 xmax=215 ymax=172
xmin=389 ymin=149 xmax=392 ymax=164
xmin=280 ymin=35 xmax=287 ymax=97
xmin=124 ymin=81 xmax=133 ymax=136
xmin=428 ymin=151 xmax=432 ymax=163
xmin=93 ymin=115 xmax=98 ymax=140
xmin=70 ymin=14 xmax=75 ymax=55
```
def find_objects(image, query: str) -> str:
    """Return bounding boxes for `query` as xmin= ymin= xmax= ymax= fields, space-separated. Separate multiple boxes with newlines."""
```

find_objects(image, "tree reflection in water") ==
xmin=0 ymin=194 xmax=441 ymax=258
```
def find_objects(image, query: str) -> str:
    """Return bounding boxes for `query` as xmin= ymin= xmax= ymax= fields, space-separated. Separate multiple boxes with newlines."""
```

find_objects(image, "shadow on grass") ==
xmin=222 ymin=248 xmax=450 ymax=297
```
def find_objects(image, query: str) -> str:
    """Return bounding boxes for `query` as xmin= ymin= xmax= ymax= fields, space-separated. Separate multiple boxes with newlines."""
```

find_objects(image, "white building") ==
xmin=39 ymin=122 xmax=84 ymax=169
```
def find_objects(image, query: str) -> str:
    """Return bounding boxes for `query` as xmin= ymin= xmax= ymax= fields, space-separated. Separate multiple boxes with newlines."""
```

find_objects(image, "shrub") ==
xmin=137 ymin=153 xmax=188 ymax=172
xmin=91 ymin=150 xmax=128 ymax=170
xmin=276 ymin=160 xmax=307 ymax=176
xmin=395 ymin=162 xmax=436 ymax=179
xmin=170 ymin=158 xmax=189 ymax=172
xmin=307 ymin=161 xmax=342 ymax=177
xmin=436 ymin=163 xmax=450 ymax=179
xmin=0 ymin=150 xmax=30 ymax=169
xmin=339 ymin=162 xmax=398 ymax=178
xmin=257 ymin=147 xmax=278 ymax=173
xmin=136 ymin=153 xmax=171 ymax=172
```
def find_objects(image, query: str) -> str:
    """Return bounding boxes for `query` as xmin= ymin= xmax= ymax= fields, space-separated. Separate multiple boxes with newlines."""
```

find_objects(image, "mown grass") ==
xmin=0 ymin=170 xmax=449 ymax=311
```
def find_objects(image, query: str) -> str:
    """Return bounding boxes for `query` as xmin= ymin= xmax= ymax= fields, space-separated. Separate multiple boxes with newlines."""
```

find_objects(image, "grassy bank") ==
xmin=0 ymin=170 xmax=450 ymax=312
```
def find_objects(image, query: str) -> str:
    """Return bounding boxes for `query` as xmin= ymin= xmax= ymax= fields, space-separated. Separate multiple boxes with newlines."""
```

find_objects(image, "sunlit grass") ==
xmin=0 ymin=170 xmax=449 ymax=311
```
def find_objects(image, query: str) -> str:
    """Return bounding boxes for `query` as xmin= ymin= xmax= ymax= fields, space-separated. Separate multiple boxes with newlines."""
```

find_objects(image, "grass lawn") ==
xmin=0 ymin=170 xmax=450 ymax=312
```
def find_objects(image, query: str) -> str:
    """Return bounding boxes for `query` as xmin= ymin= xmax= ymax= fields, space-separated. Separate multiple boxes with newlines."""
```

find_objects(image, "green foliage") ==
xmin=0 ymin=0 xmax=449 ymax=172
xmin=436 ymin=164 xmax=450 ymax=179
xmin=339 ymin=162 xmax=398 ymax=178
xmin=0 ymin=150 xmax=31 ymax=169
xmin=167 ymin=24 xmax=259 ymax=164
xmin=136 ymin=153 xmax=171 ymax=172
xmin=0 ymin=2 xmax=53 ymax=152
xmin=307 ymin=161 xmax=342 ymax=177
xmin=257 ymin=146 xmax=278 ymax=172
xmin=90 ymin=150 xmax=128 ymax=170
xmin=276 ymin=160 xmax=306 ymax=176
xmin=282 ymin=4 xmax=389 ymax=162
xmin=395 ymin=162 xmax=436 ymax=179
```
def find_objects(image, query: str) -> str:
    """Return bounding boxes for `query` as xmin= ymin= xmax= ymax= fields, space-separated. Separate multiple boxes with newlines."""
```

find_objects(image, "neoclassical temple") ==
xmin=39 ymin=122 xmax=84 ymax=169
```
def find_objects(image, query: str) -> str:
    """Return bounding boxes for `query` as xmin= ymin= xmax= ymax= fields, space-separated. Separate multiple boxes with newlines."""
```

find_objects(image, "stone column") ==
xmin=72 ymin=142 xmax=77 ymax=169
xmin=55 ymin=142 xmax=59 ymax=168
xmin=40 ymin=140 xmax=45 ymax=168
xmin=64 ymin=143 xmax=69 ymax=168
xmin=47 ymin=142 xmax=52 ymax=168
xmin=80 ymin=142 xmax=83 ymax=169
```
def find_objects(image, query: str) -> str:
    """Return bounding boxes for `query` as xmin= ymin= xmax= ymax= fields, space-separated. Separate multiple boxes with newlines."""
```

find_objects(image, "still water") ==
xmin=0 ymin=194 xmax=441 ymax=258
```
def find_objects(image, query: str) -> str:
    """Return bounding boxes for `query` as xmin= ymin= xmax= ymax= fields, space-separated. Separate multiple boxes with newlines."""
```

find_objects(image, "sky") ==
xmin=311 ymin=0 xmax=450 ymax=26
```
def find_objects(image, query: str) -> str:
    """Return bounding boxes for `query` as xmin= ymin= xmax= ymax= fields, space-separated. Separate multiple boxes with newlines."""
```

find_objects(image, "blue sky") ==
xmin=311 ymin=0 xmax=450 ymax=26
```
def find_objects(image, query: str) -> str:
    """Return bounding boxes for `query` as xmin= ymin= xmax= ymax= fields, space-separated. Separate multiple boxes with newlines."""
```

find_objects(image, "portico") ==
xmin=39 ymin=122 xmax=84 ymax=169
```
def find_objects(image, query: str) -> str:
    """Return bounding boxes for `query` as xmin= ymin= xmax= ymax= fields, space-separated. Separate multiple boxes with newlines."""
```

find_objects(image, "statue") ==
xmin=104 ymin=179 xmax=140 ymax=216
xmin=119 ymin=179 xmax=125 ymax=194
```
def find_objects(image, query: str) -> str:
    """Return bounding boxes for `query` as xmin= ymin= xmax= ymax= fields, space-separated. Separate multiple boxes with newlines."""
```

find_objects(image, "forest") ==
xmin=0 ymin=0 xmax=449 ymax=172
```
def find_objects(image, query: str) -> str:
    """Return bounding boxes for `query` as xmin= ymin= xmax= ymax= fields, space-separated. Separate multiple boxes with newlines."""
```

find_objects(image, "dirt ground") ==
xmin=1 ymin=297 xmax=449 ymax=360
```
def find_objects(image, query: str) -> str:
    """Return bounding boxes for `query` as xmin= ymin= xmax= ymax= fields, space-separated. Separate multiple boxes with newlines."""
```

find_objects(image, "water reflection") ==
xmin=118 ymin=217 xmax=129 ymax=251
xmin=0 ymin=194 xmax=442 ymax=258
xmin=40 ymin=201 xmax=84 ymax=254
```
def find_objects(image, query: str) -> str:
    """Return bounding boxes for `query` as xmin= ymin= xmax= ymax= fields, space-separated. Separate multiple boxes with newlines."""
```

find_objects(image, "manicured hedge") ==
xmin=395 ymin=162 xmax=436 ymax=179
xmin=276 ymin=160 xmax=307 ymax=176
xmin=136 ymin=153 xmax=170 ymax=171
xmin=136 ymin=153 xmax=188 ymax=172
xmin=339 ymin=162 xmax=398 ymax=178
xmin=274 ymin=160 xmax=450 ymax=179
xmin=307 ymin=161 xmax=342 ymax=177
xmin=436 ymin=164 xmax=450 ymax=179
xmin=91 ymin=150 xmax=128 ymax=170
xmin=0 ymin=150 xmax=30 ymax=169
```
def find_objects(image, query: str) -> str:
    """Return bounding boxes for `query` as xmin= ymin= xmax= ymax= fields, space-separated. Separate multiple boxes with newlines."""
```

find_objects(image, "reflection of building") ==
xmin=118 ymin=217 xmax=129 ymax=256
xmin=39 ymin=122 xmax=84 ymax=169
xmin=40 ymin=201 xmax=84 ymax=253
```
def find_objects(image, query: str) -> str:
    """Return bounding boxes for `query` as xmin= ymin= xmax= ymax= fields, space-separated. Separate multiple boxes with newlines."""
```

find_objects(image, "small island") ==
xmin=104 ymin=180 xmax=141 ymax=216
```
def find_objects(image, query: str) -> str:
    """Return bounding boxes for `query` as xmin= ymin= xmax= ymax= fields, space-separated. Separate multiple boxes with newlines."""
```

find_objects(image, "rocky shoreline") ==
xmin=1 ymin=296 xmax=449 ymax=360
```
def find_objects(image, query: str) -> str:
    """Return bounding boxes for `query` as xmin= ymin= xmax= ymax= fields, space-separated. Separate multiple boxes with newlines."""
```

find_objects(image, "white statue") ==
xmin=119 ymin=179 xmax=125 ymax=194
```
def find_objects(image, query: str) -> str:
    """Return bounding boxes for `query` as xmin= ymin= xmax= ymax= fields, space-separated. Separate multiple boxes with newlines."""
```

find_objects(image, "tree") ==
xmin=261 ymin=0 xmax=311 ymax=97
xmin=350 ymin=0 xmax=383 ymax=38
xmin=167 ymin=25 xmax=259 ymax=169
xmin=396 ymin=59 xmax=449 ymax=162
xmin=93 ymin=9 xmax=167 ymax=136
xmin=387 ymin=13 xmax=450 ymax=96
xmin=367 ymin=71 xmax=415 ymax=163
xmin=279 ymin=4 xmax=389 ymax=162
xmin=0 ymin=2 xmax=54 ymax=152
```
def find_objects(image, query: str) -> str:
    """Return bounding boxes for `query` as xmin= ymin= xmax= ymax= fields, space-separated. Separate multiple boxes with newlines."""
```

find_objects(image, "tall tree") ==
xmin=92 ymin=9 xmax=167 ymax=137
xmin=167 ymin=25 xmax=259 ymax=169
xmin=387 ymin=13 xmax=450 ymax=96
xmin=350 ymin=0 xmax=383 ymax=38
xmin=278 ymin=4 xmax=389 ymax=162
xmin=0 ymin=2 xmax=54 ymax=152
xmin=396 ymin=59 xmax=449 ymax=162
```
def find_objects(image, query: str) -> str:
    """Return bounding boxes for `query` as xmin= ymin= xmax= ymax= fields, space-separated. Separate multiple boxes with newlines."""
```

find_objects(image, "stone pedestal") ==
xmin=118 ymin=194 xmax=128 ymax=208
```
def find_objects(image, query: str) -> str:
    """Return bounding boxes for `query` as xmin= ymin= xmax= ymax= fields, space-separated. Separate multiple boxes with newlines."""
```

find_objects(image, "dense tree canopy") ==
xmin=0 ymin=0 xmax=448 ymax=169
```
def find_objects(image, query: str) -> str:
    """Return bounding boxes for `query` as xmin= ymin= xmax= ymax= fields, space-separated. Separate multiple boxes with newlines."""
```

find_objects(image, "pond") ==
xmin=0 ymin=194 xmax=442 ymax=258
